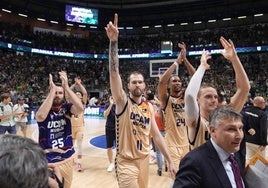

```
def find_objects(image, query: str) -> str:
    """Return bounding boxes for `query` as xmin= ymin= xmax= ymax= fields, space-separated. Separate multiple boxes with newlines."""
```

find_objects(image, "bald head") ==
xmin=253 ymin=96 xmax=266 ymax=109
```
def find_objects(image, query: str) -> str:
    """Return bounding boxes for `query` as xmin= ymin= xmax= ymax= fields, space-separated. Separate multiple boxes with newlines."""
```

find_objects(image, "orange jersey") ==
xmin=163 ymin=96 xmax=189 ymax=147
xmin=116 ymin=98 xmax=151 ymax=160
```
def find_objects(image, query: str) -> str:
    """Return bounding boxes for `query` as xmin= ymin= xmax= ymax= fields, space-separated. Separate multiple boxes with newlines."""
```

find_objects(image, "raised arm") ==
xmin=76 ymin=77 xmax=88 ymax=104
xmin=185 ymin=50 xmax=211 ymax=128
xmin=220 ymin=36 xmax=250 ymax=111
xmin=35 ymin=74 xmax=57 ymax=122
xmin=179 ymin=42 xmax=196 ymax=76
xmin=158 ymin=42 xmax=195 ymax=108
xmin=105 ymin=13 xmax=127 ymax=112
xmin=103 ymin=96 xmax=114 ymax=118
xmin=67 ymin=77 xmax=88 ymax=105
xmin=149 ymin=103 xmax=176 ymax=178
xmin=59 ymin=71 xmax=84 ymax=115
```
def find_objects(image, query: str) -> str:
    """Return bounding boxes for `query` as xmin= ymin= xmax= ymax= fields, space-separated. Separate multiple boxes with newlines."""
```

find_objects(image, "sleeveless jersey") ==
xmin=105 ymin=102 xmax=116 ymax=131
xmin=189 ymin=116 xmax=210 ymax=150
xmin=163 ymin=96 xmax=189 ymax=147
xmin=70 ymin=107 xmax=85 ymax=127
xmin=38 ymin=103 xmax=75 ymax=163
xmin=116 ymin=98 xmax=151 ymax=159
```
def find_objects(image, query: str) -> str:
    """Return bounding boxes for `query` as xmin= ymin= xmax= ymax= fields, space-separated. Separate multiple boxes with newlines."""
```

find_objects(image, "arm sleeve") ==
xmin=185 ymin=66 xmax=206 ymax=120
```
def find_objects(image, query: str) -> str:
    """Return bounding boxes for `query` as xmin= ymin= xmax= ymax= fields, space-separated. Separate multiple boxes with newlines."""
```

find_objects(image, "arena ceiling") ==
xmin=1 ymin=0 xmax=267 ymax=28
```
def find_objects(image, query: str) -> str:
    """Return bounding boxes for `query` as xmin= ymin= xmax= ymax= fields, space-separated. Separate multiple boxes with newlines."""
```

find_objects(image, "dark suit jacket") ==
xmin=173 ymin=140 xmax=247 ymax=188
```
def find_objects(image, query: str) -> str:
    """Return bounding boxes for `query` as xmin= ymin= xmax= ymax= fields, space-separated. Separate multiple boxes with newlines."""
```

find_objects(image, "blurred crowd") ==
xmin=0 ymin=21 xmax=267 ymax=109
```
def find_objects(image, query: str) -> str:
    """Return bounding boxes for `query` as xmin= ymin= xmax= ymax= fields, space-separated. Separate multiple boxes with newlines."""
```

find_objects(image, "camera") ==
xmin=48 ymin=169 xmax=56 ymax=179
xmin=48 ymin=169 xmax=64 ymax=188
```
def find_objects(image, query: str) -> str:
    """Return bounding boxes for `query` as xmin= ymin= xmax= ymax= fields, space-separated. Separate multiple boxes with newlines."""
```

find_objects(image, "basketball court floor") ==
xmin=18 ymin=116 xmax=171 ymax=188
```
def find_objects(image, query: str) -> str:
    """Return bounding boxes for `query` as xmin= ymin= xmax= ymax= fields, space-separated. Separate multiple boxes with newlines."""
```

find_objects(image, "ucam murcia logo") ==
xmin=142 ymin=108 xmax=147 ymax=113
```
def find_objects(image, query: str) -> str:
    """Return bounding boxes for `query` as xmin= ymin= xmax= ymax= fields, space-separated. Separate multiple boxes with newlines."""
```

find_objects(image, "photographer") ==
xmin=0 ymin=134 xmax=63 ymax=188
xmin=13 ymin=96 xmax=29 ymax=137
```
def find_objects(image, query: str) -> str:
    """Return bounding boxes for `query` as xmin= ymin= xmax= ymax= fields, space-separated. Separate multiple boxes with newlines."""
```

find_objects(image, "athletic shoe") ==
xmin=107 ymin=163 xmax=114 ymax=172
xmin=77 ymin=163 xmax=83 ymax=172
xmin=157 ymin=169 xmax=162 ymax=176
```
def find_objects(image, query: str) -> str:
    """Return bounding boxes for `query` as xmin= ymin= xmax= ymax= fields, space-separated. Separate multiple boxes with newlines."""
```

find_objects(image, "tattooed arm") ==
xmin=105 ymin=13 xmax=127 ymax=112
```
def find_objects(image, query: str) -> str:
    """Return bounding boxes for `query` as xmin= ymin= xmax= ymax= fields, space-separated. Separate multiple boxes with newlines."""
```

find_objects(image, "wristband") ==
xmin=173 ymin=61 xmax=178 ymax=68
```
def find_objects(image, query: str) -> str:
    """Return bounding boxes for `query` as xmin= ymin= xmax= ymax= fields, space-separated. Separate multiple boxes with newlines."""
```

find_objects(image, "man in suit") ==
xmin=173 ymin=105 xmax=247 ymax=188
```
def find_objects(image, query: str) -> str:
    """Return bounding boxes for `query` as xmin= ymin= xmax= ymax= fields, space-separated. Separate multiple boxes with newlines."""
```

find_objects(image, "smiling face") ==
xmin=198 ymin=86 xmax=218 ymax=114
xmin=209 ymin=106 xmax=244 ymax=154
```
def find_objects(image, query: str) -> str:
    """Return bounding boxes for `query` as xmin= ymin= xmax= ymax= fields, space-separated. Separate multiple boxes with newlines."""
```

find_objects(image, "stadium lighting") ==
xmin=50 ymin=20 xmax=58 ymax=24
xmin=194 ymin=21 xmax=202 ymax=24
xmin=238 ymin=16 xmax=247 ymax=19
xmin=208 ymin=19 xmax=216 ymax=22
xmin=118 ymin=27 xmax=124 ymax=30
xmin=126 ymin=27 xmax=133 ymax=30
xmin=167 ymin=24 xmax=174 ymax=27
xmin=154 ymin=25 xmax=162 ymax=28
xmin=142 ymin=26 xmax=149 ymax=28
xmin=18 ymin=13 xmax=28 ymax=17
xmin=90 ymin=26 xmax=97 ymax=29
xmin=254 ymin=14 xmax=263 ymax=17
xmin=180 ymin=22 xmax=188 ymax=25
xmin=66 ymin=23 xmax=73 ymax=26
xmin=2 ymin=9 xmax=11 ymax=13
xmin=78 ymin=25 xmax=86 ymax=28
xmin=37 ymin=18 xmax=46 ymax=22
xmin=223 ymin=18 xmax=231 ymax=21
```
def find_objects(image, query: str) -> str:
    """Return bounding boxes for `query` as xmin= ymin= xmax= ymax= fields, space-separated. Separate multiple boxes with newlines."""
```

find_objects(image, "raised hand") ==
xmin=49 ymin=74 xmax=56 ymax=90
xmin=105 ymin=13 xmax=119 ymax=42
xmin=200 ymin=49 xmax=211 ymax=70
xmin=75 ymin=77 xmax=82 ymax=85
xmin=220 ymin=36 xmax=237 ymax=61
xmin=58 ymin=71 xmax=68 ymax=88
xmin=176 ymin=42 xmax=186 ymax=65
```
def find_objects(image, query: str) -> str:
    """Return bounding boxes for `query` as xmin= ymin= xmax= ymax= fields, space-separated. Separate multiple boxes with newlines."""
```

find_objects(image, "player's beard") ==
xmin=131 ymin=88 xmax=143 ymax=97
xmin=52 ymin=97 xmax=64 ymax=107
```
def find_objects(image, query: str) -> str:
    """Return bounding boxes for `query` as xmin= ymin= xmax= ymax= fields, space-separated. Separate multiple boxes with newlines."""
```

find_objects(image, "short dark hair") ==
xmin=0 ymin=93 xmax=11 ymax=102
xmin=127 ymin=71 xmax=144 ymax=83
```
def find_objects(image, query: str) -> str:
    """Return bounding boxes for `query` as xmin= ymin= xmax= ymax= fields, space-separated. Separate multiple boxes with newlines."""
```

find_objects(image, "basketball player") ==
xmin=35 ymin=71 xmax=84 ymax=188
xmin=157 ymin=39 xmax=196 ymax=174
xmin=103 ymin=96 xmax=116 ymax=172
xmin=69 ymin=77 xmax=88 ymax=172
xmin=106 ymin=13 xmax=176 ymax=188
xmin=185 ymin=37 xmax=250 ymax=151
